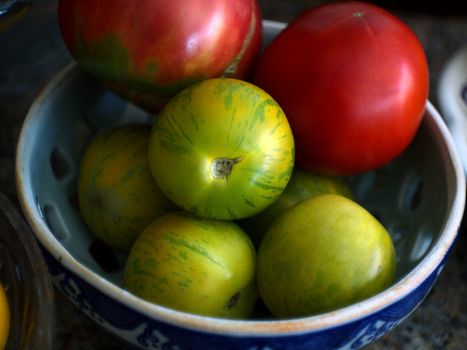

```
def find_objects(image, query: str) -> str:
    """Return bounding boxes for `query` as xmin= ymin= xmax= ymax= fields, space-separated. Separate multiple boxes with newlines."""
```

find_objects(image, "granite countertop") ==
xmin=0 ymin=1 xmax=466 ymax=349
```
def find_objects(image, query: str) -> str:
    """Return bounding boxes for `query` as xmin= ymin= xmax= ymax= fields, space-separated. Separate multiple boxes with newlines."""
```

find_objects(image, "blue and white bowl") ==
xmin=438 ymin=44 xmax=467 ymax=174
xmin=15 ymin=21 xmax=466 ymax=350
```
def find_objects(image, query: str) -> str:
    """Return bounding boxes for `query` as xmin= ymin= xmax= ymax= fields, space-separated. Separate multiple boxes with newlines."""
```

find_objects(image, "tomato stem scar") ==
xmin=212 ymin=156 xmax=243 ymax=183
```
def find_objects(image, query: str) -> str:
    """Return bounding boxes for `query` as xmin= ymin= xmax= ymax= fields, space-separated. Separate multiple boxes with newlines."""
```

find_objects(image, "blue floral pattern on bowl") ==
xmin=40 ymin=241 xmax=450 ymax=350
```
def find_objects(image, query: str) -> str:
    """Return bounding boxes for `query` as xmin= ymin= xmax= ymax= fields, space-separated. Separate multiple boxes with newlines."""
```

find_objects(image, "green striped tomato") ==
xmin=238 ymin=169 xmax=353 ymax=246
xmin=124 ymin=211 xmax=257 ymax=318
xmin=148 ymin=78 xmax=295 ymax=220
xmin=257 ymin=194 xmax=396 ymax=318
xmin=78 ymin=125 xmax=176 ymax=252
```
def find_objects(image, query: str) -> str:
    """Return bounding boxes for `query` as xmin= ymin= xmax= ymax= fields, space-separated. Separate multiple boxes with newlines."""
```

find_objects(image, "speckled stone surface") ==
xmin=0 ymin=1 xmax=466 ymax=349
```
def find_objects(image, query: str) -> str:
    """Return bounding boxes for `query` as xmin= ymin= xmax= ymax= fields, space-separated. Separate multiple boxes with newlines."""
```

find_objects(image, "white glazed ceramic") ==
xmin=15 ymin=20 xmax=466 ymax=350
xmin=438 ymin=45 xmax=467 ymax=173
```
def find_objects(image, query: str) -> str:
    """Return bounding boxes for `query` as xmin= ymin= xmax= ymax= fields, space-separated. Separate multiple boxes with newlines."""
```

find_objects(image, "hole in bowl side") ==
xmin=399 ymin=172 xmax=424 ymax=211
xmin=409 ymin=226 xmax=434 ymax=262
xmin=348 ymin=117 xmax=449 ymax=282
xmin=50 ymin=147 xmax=71 ymax=181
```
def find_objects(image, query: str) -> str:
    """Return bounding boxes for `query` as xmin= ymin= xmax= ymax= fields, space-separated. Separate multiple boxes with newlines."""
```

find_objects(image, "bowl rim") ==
xmin=15 ymin=25 xmax=466 ymax=337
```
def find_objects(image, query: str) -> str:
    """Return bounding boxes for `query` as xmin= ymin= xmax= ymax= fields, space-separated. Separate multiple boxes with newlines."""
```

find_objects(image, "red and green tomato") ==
xmin=58 ymin=0 xmax=262 ymax=112
xmin=254 ymin=1 xmax=429 ymax=175
xmin=148 ymin=78 xmax=295 ymax=220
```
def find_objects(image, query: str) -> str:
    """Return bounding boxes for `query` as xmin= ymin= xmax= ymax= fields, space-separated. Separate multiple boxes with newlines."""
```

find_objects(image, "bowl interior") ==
xmin=438 ymin=45 xmax=467 ymax=174
xmin=17 ymin=64 xmax=457 ymax=299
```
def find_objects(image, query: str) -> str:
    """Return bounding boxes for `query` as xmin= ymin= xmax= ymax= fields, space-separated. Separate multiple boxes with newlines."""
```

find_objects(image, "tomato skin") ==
xmin=57 ymin=0 xmax=262 ymax=112
xmin=148 ymin=78 xmax=295 ymax=220
xmin=77 ymin=125 xmax=176 ymax=252
xmin=257 ymin=194 xmax=396 ymax=318
xmin=0 ymin=284 xmax=9 ymax=350
xmin=253 ymin=1 xmax=429 ymax=175
xmin=124 ymin=211 xmax=257 ymax=319
xmin=238 ymin=169 xmax=352 ymax=246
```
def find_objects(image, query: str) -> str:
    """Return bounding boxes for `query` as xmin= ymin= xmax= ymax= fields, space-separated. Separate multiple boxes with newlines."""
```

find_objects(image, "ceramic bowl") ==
xmin=438 ymin=44 xmax=467 ymax=174
xmin=15 ymin=20 xmax=466 ymax=350
xmin=0 ymin=192 xmax=55 ymax=349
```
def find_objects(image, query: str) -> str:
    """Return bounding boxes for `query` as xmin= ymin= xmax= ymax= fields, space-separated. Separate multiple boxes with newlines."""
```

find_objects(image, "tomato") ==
xmin=124 ymin=211 xmax=257 ymax=319
xmin=148 ymin=78 xmax=295 ymax=220
xmin=257 ymin=194 xmax=396 ymax=318
xmin=58 ymin=0 xmax=262 ymax=113
xmin=238 ymin=169 xmax=353 ymax=246
xmin=253 ymin=1 xmax=429 ymax=175
xmin=0 ymin=284 xmax=9 ymax=349
xmin=78 ymin=125 xmax=176 ymax=252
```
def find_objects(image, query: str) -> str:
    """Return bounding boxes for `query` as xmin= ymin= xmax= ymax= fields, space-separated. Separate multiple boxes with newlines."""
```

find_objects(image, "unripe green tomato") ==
xmin=77 ymin=125 xmax=176 ymax=252
xmin=148 ymin=78 xmax=295 ymax=220
xmin=124 ymin=211 xmax=257 ymax=319
xmin=257 ymin=194 xmax=396 ymax=318
xmin=238 ymin=169 xmax=353 ymax=246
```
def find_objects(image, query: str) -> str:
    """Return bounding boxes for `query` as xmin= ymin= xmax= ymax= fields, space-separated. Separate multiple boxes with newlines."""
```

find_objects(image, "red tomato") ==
xmin=253 ymin=1 xmax=429 ymax=175
xmin=58 ymin=0 xmax=262 ymax=113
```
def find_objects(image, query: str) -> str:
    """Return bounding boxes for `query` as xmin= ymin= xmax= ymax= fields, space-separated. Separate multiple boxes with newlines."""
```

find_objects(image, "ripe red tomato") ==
xmin=253 ymin=1 xmax=429 ymax=175
xmin=58 ymin=0 xmax=262 ymax=113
